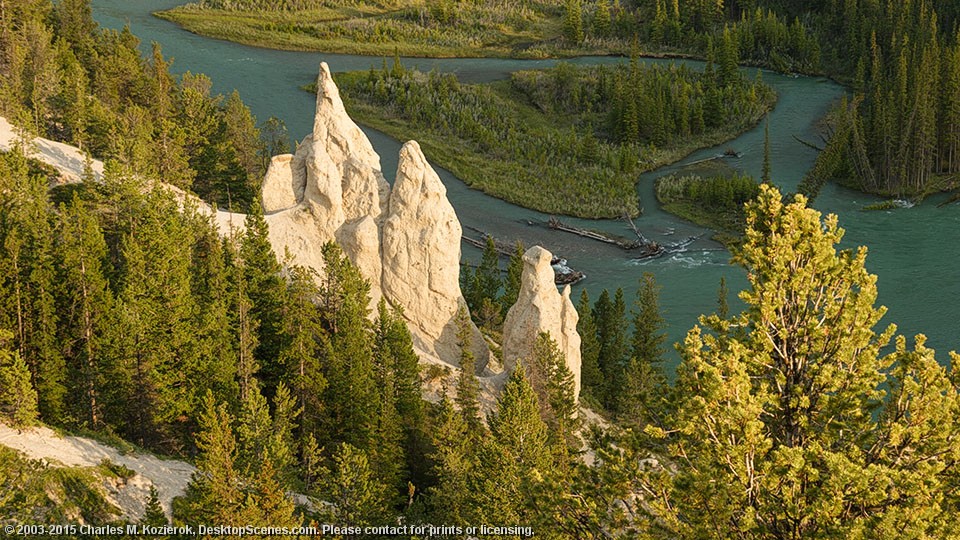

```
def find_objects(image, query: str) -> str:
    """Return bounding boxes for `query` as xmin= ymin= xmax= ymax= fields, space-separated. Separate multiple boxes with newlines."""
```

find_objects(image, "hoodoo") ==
xmin=257 ymin=62 xmax=489 ymax=369
xmin=503 ymin=246 xmax=582 ymax=401
xmin=382 ymin=141 xmax=488 ymax=367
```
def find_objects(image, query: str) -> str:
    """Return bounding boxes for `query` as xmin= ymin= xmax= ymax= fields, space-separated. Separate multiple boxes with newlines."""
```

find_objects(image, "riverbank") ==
xmin=330 ymin=63 xmax=776 ymax=218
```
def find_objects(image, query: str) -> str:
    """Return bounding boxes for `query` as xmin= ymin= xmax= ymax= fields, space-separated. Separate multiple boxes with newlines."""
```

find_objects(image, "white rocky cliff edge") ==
xmin=502 ymin=246 xmax=582 ymax=401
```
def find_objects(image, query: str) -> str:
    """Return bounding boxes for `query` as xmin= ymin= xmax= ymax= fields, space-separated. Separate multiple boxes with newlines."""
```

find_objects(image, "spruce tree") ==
xmin=188 ymin=225 xmax=238 ymax=414
xmin=477 ymin=364 xmax=551 ymax=524
xmin=374 ymin=300 xmax=429 ymax=491
xmin=618 ymin=273 xmax=667 ymax=423
xmin=278 ymin=264 xmax=325 ymax=437
xmin=532 ymin=333 xmax=579 ymax=455
xmin=718 ymin=25 xmax=741 ymax=87
xmin=717 ymin=276 xmax=729 ymax=318
xmin=593 ymin=0 xmax=612 ymax=38
xmin=427 ymin=394 xmax=476 ymax=527
xmin=576 ymin=290 xmax=603 ymax=403
xmin=57 ymin=195 xmax=113 ymax=428
xmin=468 ymin=236 xmax=502 ymax=318
xmin=593 ymin=289 xmax=628 ymax=408
xmin=240 ymin=199 xmax=285 ymax=398
xmin=630 ymin=273 xmax=666 ymax=365
xmin=563 ymin=0 xmax=585 ymax=45
xmin=454 ymin=308 xmax=483 ymax=435
xmin=0 ymin=331 xmax=39 ymax=427
xmin=317 ymin=243 xmax=378 ymax=451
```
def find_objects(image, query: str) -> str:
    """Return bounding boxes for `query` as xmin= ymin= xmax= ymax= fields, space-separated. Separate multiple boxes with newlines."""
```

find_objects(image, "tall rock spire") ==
xmin=502 ymin=246 xmax=582 ymax=401
xmin=257 ymin=63 xmax=489 ymax=370
xmin=381 ymin=141 xmax=489 ymax=369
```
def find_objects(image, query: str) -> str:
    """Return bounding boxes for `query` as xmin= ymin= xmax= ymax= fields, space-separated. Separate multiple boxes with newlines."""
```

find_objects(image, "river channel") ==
xmin=92 ymin=0 xmax=960 ymax=364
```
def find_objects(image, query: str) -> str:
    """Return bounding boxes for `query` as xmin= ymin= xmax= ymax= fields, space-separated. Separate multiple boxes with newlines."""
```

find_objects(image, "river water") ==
xmin=92 ymin=0 xmax=960 ymax=364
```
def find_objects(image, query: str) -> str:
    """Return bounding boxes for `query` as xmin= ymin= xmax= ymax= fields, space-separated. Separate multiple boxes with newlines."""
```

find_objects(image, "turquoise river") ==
xmin=92 ymin=0 xmax=960 ymax=365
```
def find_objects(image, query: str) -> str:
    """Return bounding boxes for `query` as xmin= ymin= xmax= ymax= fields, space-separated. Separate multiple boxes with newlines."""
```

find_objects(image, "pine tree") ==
xmin=0 ymin=155 xmax=65 ymax=423
xmin=222 ymin=89 xmax=264 ymax=197
xmin=576 ymin=290 xmax=603 ymax=403
xmin=141 ymin=486 xmax=168 ymax=528
xmin=500 ymin=240 xmax=525 ymax=318
xmin=563 ymin=0 xmax=584 ymax=45
xmin=0 ymin=330 xmax=39 ymax=427
xmin=325 ymin=443 xmax=388 ymax=527
xmin=455 ymin=308 xmax=483 ymax=435
xmin=180 ymin=392 xmax=242 ymax=525
xmin=113 ymin=191 xmax=199 ymax=449
xmin=235 ymin=384 xmax=272 ymax=476
xmin=242 ymin=458 xmax=299 ymax=528
xmin=634 ymin=185 xmax=960 ymax=537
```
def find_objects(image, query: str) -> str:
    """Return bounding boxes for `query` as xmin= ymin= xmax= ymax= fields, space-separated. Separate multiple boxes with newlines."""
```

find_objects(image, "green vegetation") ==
xmin=788 ymin=1 xmax=960 ymax=199
xmin=656 ymin=171 xmax=760 ymax=245
xmin=157 ymin=0 xmax=960 ymax=200
xmin=334 ymin=58 xmax=774 ymax=217
xmin=0 ymin=446 xmax=121 ymax=527
xmin=6 ymin=1 xmax=960 ymax=536
xmin=0 ymin=0 xmax=288 ymax=213
xmin=156 ymin=0 xmax=822 ymax=71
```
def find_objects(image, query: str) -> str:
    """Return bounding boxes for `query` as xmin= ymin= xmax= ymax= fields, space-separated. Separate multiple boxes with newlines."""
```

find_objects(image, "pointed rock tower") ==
xmin=258 ymin=62 xmax=489 ymax=370
xmin=502 ymin=246 xmax=582 ymax=401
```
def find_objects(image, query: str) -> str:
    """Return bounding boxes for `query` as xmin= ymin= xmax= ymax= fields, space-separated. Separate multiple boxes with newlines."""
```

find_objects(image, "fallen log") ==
xmin=547 ymin=217 xmax=641 ymax=250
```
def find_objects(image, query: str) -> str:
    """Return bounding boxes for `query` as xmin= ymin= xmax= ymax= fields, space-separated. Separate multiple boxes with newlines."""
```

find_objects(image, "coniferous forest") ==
xmin=2 ymin=0 xmax=960 ymax=539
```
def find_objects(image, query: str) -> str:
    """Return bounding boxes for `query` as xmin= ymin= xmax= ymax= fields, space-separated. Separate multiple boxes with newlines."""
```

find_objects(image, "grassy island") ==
xmin=331 ymin=59 xmax=775 ymax=218
xmin=655 ymin=166 xmax=760 ymax=247
xmin=155 ymin=1 xmax=822 ymax=72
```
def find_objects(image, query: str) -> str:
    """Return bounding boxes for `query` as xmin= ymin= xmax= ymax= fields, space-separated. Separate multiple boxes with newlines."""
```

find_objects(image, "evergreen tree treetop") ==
xmin=634 ymin=184 xmax=960 ymax=537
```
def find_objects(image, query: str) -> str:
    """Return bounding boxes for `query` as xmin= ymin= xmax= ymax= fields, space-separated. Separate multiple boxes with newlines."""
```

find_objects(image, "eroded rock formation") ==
xmin=259 ymin=62 xmax=488 ymax=369
xmin=502 ymin=246 xmax=582 ymax=401
xmin=382 ymin=141 xmax=487 ymax=367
